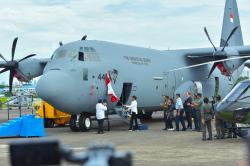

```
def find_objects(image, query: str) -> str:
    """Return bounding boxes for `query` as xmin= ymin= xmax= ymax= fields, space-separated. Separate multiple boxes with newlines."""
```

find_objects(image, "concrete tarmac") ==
xmin=0 ymin=111 xmax=248 ymax=166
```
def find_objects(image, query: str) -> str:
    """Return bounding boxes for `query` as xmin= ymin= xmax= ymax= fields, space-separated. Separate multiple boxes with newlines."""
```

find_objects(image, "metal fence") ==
xmin=0 ymin=96 xmax=35 ymax=123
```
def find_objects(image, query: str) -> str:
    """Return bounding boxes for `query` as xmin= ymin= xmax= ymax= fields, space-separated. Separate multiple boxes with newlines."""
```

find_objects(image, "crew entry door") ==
xmin=117 ymin=83 xmax=132 ymax=106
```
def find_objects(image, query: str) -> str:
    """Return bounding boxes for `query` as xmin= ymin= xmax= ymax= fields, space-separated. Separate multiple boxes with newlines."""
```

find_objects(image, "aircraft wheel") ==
xmin=79 ymin=114 xmax=92 ymax=132
xmin=44 ymin=119 xmax=54 ymax=128
xmin=47 ymin=119 xmax=54 ymax=128
xmin=69 ymin=115 xmax=80 ymax=132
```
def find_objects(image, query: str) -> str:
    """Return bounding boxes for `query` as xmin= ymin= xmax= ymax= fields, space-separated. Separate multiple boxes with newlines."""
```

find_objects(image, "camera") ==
xmin=9 ymin=139 xmax=132 ymax=166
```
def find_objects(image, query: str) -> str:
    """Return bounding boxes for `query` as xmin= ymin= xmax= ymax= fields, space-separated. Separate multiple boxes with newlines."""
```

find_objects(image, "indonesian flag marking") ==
xmin=105 ymin=72 xmax=118 ymax=102
xmin=230 ymin=13 xmax=234 ymax=23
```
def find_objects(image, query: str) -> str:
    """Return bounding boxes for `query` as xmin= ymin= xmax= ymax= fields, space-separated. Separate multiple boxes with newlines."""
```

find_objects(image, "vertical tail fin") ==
xmin=220 ymin=0 xmax=244 ymax=47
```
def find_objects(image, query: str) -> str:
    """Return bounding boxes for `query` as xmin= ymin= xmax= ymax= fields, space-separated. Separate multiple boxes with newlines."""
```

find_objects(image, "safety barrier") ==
xmin=0 ymin=114 xmax=46 ymax=137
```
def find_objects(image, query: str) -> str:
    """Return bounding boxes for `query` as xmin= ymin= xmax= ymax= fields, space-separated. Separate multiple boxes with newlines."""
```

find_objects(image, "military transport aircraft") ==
xmin=0 ymin=0 xmax=250 ymax=132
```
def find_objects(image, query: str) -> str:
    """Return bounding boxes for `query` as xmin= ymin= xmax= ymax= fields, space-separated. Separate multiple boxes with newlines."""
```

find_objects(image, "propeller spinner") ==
xmin=0 ymin=37 xmax=36 ymax=94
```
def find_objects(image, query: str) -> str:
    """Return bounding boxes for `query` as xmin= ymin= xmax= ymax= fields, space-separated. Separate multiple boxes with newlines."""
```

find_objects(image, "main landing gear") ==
xmin=69 ymin=113 xmax=92 ymax=132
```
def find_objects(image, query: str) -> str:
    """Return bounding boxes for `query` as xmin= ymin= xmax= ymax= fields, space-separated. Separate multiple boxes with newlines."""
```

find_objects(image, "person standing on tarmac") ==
xmin=201 ymin=97 xmax=213 ymax=141
xmin=166 ymin=98 xmax=175 ymax=130
xmin=214 ymin=95 xmax=225 ymax=139
xmin=96 ymin=99 xmax=107 ymax=134
xmin=161 ymin=96 xmax=170 ymax=130
xmin=192 ymin=93 xmax=203 ymax=131
xmin=184 ymin=92 xmax=193 ymax=130
xmin=125 ymin=96 xmax=138 ymax=131
xmin=175 ymin=94 xmax=186 ymax=131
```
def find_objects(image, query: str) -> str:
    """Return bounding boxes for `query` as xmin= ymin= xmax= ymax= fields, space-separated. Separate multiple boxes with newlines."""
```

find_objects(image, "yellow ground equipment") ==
xmin=36 ymin=101 xmax=71 ymax=128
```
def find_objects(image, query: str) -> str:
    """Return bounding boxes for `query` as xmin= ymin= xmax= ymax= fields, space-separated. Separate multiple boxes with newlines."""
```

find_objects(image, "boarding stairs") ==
xmin=113 ymin=106 xmax=142 ymax=125
xmin=114 ymin=106 xmax=130 ymax=124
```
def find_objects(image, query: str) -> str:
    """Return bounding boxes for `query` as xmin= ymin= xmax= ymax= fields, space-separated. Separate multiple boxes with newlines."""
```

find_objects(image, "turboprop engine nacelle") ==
xmin=217 ymin=48 xmax=245 ymax=76
xmin=15 ymin=58 xmax=44 ymax=82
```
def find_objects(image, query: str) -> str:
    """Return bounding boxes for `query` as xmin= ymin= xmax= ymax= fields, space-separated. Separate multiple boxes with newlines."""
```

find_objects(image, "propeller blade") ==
xmin=204 ymin=27 xmax=217 ymax=52
xmin=0 ymin=53 xmax=8 ymax=63
xmin=9 ymin=70 xmax=14 ymax=94
xmin=18 ymin=54 xmax=36 ymax=63
xmin=221 ymin=26 xmax=238 ymax=52
xmin=12 ymin=37 xmax=18 ymax=61
xmin=0 ymin=68 xmax=9 ymax=74
xmin=207 ymin=62 xmax=219 ymax=79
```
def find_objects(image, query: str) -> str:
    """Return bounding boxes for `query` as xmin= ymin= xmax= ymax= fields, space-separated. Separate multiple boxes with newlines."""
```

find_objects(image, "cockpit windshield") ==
xmin=224 ymin=82 xmax=249 ymax=102
xmin=52 ymin=47 xmax=99 ymax=61
xmin=52 ymin=49 xmax=78 ymax=60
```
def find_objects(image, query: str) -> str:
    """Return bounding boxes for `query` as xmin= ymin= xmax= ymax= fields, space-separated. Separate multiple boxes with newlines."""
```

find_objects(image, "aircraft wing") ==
xmin=185 ymin=48 xmax=215 ymax=63
xmin=38 ymin=58 xmax=50 ymax=67
xmin=0 ymin=58 xmax=50 ymax=82
xmin=0 ymin=61 xmax=6 ymax=68
xmin=0 ymin=58 xmax=50 ymax=68
xmin=185 ymin=46 xmax=250 ymax=63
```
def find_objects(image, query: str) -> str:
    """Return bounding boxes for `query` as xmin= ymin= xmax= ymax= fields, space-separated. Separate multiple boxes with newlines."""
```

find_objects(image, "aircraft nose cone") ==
xmin=36 ymin=70 xmax=76 ymax=111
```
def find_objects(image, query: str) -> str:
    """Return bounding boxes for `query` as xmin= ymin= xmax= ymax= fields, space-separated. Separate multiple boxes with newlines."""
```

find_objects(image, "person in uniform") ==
xmin=214 ymin=95 xmax=225 ymax=139
xmin=192 ymin=93 xmax=203 ymax=131
xmin=175 ymin=93 xmax=186 ymax=131
xmin=125 ymin=96 xmax=138 ymax=131
xmin=161 ymin=96 xmax=169 ymax=130
xmin=166 ymin=98 xmax=175 ymax=130
xmin=96 ymin=99 xmax=107 ymax=134
xmin=201 ymin=97 xmax=213 ymax=141
xmin=184 ymin=92 xmax=193 ymax=130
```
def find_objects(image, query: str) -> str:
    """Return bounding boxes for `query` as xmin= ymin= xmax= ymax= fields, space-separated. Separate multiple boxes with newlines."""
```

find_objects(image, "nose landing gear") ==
xmin=69 ymin=115 xmax=79 ymax=132
xmin=79 ymin=114 xmax=92 ymax=132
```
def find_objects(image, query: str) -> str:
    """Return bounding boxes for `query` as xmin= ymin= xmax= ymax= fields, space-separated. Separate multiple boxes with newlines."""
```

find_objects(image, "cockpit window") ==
xmin=225 ymin=83 xmax=249 ymax=102
xmin=78 ymin=47 xmax=84 ymax=61
xmin=52 ymin=49 xmax=68 ymax=59
xmin=84 ymin=47 xmax=90 ymax=52
xmin=52 ymin=47 xmax=99 ymax=62
xmin=78 ymin=52 xmax=84 ymax=61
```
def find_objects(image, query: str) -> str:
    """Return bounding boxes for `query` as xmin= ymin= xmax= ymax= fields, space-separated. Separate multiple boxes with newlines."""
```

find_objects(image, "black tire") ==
xmin=47 ymin=119 xmax=54 ymax=128
xmin=79 ymin=114 xmax=92 ymax=132
xmin=69 ymin=115 xmax=80 ymax=132
xmin=44 ymin=119 xmax=54 ymax=128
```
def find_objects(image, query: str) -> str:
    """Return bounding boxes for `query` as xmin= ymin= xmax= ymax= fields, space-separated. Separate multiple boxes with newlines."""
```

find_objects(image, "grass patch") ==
xmin=0 ymin=97 xmax=8 ymax=108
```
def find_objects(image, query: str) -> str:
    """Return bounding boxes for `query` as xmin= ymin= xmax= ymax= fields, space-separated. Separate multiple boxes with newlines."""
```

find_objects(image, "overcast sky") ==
xmin=0 ymin=0 xmax=249 ymax=84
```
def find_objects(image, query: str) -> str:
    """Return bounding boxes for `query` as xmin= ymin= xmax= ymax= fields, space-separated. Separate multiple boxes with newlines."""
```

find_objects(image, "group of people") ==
xmin=96 ymin=92 xmax=236 ymax=140
xmin=161 ymin=92 xmax=237 ymax=141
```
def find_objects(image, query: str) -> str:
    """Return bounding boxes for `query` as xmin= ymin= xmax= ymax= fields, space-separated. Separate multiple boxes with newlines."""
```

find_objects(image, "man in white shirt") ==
xmin=175 ymin=93 xmax=186 ymax=131
xmin=96 ymin=99 xmax=107 ymax=134
xmin=125 ymin=96 xmax=138 ymax=131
